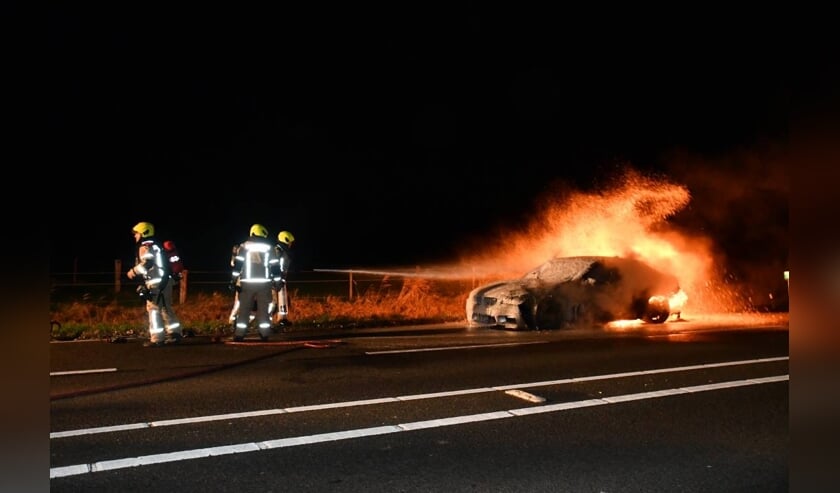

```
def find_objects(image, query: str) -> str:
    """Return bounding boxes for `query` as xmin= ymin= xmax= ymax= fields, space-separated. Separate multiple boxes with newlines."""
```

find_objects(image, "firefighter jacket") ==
xmin=130 ymin=238 xmax=169 ymax=290
xmin=230 ymin=236 xmax=283 ymax=286
xmin=275 ymin=242 xmax=292 ymax=281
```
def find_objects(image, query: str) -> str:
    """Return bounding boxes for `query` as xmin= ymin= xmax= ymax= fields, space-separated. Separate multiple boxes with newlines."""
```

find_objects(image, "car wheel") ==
xmin=644 ymin=296 xmax=671 ymax=324
xmin=534 ymin=297 xmax=564 ymax=330
xmin=519 ymin=298 xmax=538 ymax=330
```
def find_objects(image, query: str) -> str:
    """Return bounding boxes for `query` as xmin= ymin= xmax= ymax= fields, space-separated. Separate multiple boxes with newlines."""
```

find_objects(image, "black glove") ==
xmin=136 ymin=285 xmax=151 ymax=301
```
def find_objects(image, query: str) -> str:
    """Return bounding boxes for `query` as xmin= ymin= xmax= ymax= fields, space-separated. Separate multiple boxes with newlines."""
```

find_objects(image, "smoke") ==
xmin=661 ymin=145 xmax=789 ymax=311
xmin=446 ymin=155 xmax=788 ymax=315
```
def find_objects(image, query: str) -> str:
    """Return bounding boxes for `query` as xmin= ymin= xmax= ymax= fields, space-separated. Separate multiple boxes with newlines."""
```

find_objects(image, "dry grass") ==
xmin=50 ymin=278 xmax=471 ymax=340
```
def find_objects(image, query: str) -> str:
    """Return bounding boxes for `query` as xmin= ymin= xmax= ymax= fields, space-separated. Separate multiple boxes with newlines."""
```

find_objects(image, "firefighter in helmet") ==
xmin=229 ymin=224 xmax=282 ymax=341
xmin=272 ymin=230 xmax=295 ymax=327
xmin=127 ymin=221 xmax=182 ymax=347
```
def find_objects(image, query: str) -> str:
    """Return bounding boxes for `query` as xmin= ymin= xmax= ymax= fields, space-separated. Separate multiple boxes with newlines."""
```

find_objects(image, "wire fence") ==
xmin=50 ymin=264 xmax=479 ymax=306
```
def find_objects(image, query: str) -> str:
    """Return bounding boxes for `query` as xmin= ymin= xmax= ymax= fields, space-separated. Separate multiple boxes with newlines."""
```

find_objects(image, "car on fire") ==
xmin=466 ymin=255 xmax=687 ymax=330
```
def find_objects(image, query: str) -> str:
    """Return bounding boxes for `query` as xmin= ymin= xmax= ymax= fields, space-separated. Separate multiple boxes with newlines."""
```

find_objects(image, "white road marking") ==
xmin=50 ymin=368 xmax=117 ymax=376
xmin=50 ymin=372 xmax=789 ymax=479
xmin=366 ymin=341 xmax=548 ymax=354
xmin=50 ymin=357 xmax=789 ymax=478
xmin=505 ymin=389 xmax=547 ymax=403
xmin=48 ymin=341 xmax=545 ymax=377
xmin=51 ymin=356 xmax=789 ymax=439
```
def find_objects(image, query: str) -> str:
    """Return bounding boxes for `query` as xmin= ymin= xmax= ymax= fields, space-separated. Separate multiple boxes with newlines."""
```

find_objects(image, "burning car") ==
xmin=466 ymin=255 xmax=687 ymax=330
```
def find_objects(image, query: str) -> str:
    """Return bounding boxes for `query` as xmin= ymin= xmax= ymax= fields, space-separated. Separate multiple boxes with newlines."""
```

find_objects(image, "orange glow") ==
xmin=415 ymin=166 xmax=766 ymax=315
xmin=604 ymin=319 xmax=645 ymax=330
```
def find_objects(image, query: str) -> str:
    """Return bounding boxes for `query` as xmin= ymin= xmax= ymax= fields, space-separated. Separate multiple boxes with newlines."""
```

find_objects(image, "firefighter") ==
xmin=127 ymin=221 xmax=182 ymax=347
xmin=228 ymin=245 xmax=247 ymax=325
xmin=272 ymin=230 xmax=295 ymax=327
xmin=229 ymin=224 xmax=282 ymax=342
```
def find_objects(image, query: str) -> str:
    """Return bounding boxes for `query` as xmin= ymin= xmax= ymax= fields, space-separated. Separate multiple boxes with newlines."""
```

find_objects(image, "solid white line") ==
xmin=151 ymin=409 xmax=288 ymax=427
xmin=50 ymin=374 xmax=788 ymax=478
xmin=50 ymin=368 xmax=118 ymax=376
xmin=489 ymin=356 xmax=789 ymax=390
xmin=261 ymin=426 xmax=400 ymax=448
xmin=91 ymin=443 xmax=261 ymax=472
xmin=398 ymin=411 xmax=514 ymax=431
xmin=509 ymin=398 xmax=606 ymax=415
xmin=51 ymin=423 xmax=149 ymax=439
xmin=285 ymin=397 xmax=397 ymax=412
xmin=50 ymin=356 xmax=789 ymax=439
xmin=397 ymin=388 xmax=494 ymax=400
xmin=366 ymin=341 xmax=548 ymax=354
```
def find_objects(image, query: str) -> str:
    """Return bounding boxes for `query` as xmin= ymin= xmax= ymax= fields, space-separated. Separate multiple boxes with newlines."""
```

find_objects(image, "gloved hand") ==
xmin=136 ymin=285 xmax=151 ymax=301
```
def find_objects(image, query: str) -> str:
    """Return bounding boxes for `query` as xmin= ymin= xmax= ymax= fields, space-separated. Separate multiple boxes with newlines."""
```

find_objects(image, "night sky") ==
xmin=47 ymin=8 xmax=824 ymax=276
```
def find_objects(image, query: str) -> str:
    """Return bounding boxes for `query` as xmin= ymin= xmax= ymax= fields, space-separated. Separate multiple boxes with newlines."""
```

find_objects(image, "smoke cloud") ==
xmin=447 ymin=154 xmax=788 ymax=315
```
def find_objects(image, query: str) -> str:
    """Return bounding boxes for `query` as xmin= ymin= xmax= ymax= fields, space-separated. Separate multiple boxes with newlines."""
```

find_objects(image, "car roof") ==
xmin=522 ymin=256 xmax=600 ymax=283
xmin=522 ymin=255 xmax=676 ymax=287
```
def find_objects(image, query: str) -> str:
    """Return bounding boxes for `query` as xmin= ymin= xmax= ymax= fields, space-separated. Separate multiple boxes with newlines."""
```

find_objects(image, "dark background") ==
xmin=46 ymin=7 xmax=820 ymax=276
xmin=32 ymin=8 xmax=840 ymax=493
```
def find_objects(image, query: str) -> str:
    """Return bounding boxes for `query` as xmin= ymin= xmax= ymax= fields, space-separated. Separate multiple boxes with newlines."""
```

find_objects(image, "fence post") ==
xmin=115 ymin=259 xmax=122 ymax=293
xmin=179 ymin=270 xmax=188 ymax=304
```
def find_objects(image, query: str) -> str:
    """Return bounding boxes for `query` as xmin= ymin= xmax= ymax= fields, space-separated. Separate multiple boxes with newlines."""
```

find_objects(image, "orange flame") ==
xmin=430 ymin=166 xmax=756 ymax=315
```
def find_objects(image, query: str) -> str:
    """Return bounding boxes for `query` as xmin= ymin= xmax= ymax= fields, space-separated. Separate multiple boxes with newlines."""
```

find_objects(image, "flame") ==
xmin=604 ymin=319 xmax=645 ymax=330
xmin=422 ymin=166 xmax=765 ymax=315
xmin=668 ymin=289 xmax=688 ymax=314
xmin=375 ymin=160 xmax=784 ymax=317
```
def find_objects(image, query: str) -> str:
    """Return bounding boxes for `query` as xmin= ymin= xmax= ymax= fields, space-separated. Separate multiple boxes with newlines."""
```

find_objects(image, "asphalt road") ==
xmin=50 ymin=313 xmax=789 ymax=492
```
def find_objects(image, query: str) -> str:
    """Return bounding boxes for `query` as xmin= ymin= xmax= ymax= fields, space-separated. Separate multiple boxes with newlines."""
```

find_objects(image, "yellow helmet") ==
xmin=132 ymin=221 xmax=155 ymax=238
xmin=277 ymin=230 xmax=295 ymax=246
xmin=249 ymin=224 xmax=269 ymax=238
